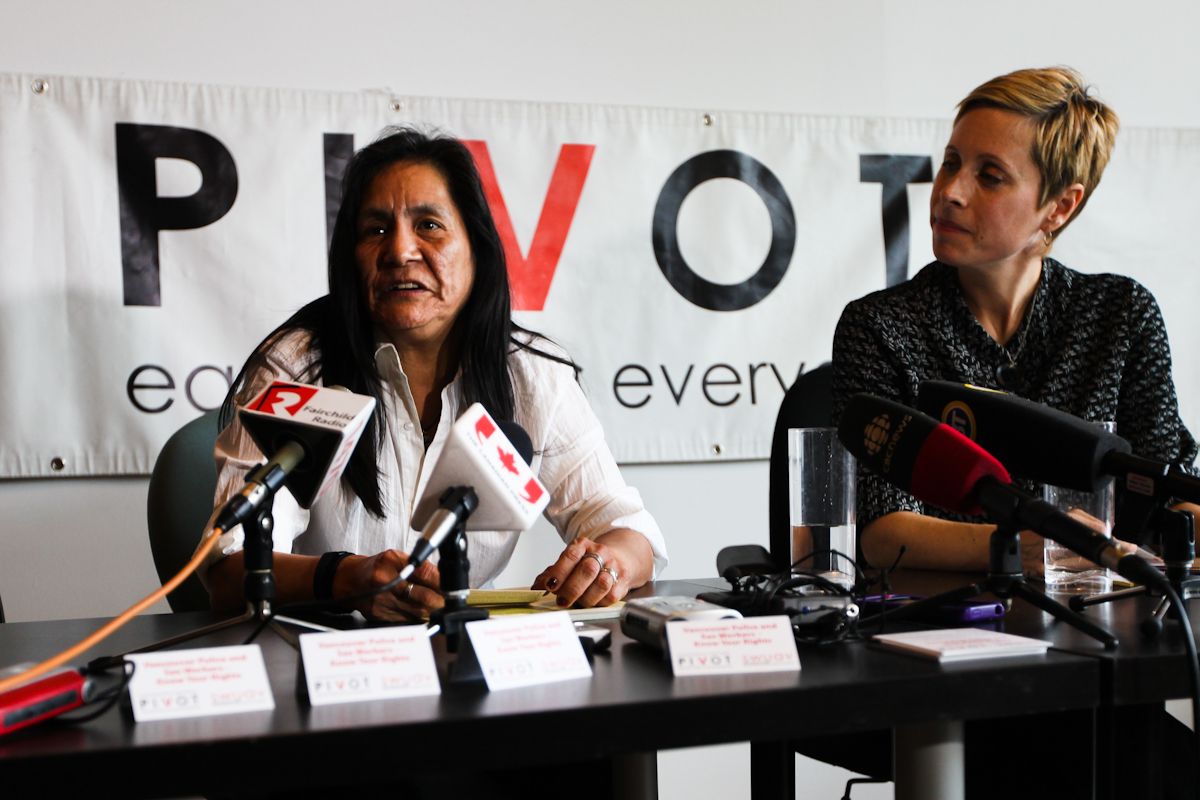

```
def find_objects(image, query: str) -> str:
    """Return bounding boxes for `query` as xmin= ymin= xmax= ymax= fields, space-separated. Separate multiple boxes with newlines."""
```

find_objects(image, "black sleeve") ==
xmin=831 ymin=300 xmax=923 ymax=532
xmin=1117 ymin=287 xmax=1199 ymax=475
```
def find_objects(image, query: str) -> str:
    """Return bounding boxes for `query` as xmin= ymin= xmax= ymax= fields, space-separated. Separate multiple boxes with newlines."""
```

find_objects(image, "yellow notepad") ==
xmin=466 ymin=589 xmax=624 ymax=621
xmin=466 ymin=589 xmax=547 ymax=607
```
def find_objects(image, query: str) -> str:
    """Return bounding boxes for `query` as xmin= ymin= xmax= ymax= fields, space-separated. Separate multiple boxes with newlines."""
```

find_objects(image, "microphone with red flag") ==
xmin=406 ymin=403 xmax=550 ymax=570
xmin=837 ymin=393 xmax=1166 ymax=590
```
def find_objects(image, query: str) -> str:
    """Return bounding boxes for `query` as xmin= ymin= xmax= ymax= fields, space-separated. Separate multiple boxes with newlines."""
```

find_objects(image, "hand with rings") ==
xmin=532 ymin=536 xmax=624 ymax=608
xmin=333 ymin=549 xmax=443 ymax=622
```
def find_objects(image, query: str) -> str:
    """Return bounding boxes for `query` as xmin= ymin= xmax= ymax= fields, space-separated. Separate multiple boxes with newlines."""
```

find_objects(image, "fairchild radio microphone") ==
xmin=837 ymin=394 xmax=1166 ymax=590
xmin=213 ymin=382 xmax=376 ymax=533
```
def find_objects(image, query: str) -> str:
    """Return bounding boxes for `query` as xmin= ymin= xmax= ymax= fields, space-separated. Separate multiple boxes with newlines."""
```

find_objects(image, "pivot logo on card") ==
xmin=313 ymin=675 xmax=372 ymax=695
xmin=253 ymin=384 xmax=319 ymax=416
xmin=139 ymin=692 xmax=202 ymax=711
xmin=675 ymin=653 xmax=733 ymax=670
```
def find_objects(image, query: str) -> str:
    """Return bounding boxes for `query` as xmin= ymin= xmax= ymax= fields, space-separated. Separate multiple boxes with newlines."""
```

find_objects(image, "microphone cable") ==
xmin=0 ymin=526 xmax=224 ymax=696
xmin=1160 ymin=583 xmax=1200 ymax=798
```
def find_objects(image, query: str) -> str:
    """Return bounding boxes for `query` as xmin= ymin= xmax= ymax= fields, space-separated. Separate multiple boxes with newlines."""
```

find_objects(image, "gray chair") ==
xmin=147 ymin=410 xmax=221 ymax=612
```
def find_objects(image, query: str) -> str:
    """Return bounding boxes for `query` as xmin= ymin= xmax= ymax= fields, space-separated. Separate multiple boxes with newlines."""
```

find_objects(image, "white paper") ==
xmin=299 ymin=627 xmax=441 ymax=705
xmin=871 ymin=628 xmax=1050 ymax=661
xmin=665 ymin=615 xmax=801 ymax=676
xmin=463 ymin=611 xmax=592 ymax=691
xmin=126 ymin=645 xmax=275 ymax=722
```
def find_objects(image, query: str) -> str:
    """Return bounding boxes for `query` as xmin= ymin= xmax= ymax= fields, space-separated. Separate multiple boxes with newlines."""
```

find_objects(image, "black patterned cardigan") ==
xmin=831 ymin=258 xmax=1198 ymax=532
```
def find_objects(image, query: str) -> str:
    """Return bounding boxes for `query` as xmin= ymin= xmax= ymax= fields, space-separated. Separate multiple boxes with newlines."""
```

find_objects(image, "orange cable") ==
xmin=0 ymin=527 xmax=223 ymax=696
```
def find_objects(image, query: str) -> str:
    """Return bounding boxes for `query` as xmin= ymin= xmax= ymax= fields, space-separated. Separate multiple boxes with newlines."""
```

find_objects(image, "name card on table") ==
xmin=665 ymin=615 xmax=801 ymax=677
xmin=126 ymin=644 xmax=275 ymax=722
xmin=297 ymin=627 xmax=441 ymax=705
xmin=457 ymin=611 xmax=592 ymax=691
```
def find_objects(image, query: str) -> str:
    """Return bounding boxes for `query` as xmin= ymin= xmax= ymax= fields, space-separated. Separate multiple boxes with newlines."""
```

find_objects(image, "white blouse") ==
xmin=199 ymin=330 xmax=667 ymax=588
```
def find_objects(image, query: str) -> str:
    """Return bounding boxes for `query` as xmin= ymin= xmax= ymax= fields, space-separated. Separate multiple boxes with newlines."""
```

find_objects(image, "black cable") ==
xmin=1162 ymin=583 xmax=1200 ymax=800
xmin=53 ymin=661 xmax=135 ymax=725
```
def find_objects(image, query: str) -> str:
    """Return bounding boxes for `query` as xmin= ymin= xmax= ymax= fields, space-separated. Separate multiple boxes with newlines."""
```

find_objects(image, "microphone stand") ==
xmin=428 ymin=491 xmax=489 ymax=654
xmin=1069 ymin=506 xmax=1200 ymax=638
xmin=860 ymin=525 xmax=1118 ymax=648
xmin=90 ymin=479 xmax=336 ymax=670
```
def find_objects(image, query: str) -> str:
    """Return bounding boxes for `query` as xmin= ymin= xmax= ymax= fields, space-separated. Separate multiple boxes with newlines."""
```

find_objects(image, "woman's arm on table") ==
xmin=206 ymin=549 xmax=443 ymax=621
xmin=862 ymin=510 xmax=1046 ymax=575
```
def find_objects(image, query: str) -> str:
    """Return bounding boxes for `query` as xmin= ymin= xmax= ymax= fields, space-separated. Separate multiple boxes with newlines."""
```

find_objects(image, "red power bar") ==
xmin=0 ymin=670 xmax=89 ymax=737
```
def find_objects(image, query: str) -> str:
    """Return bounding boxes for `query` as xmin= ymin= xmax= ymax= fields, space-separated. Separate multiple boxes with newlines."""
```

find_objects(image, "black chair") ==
xmin=146 ymin=410 xmax=221 ymax=612
xmin=767 ymin=362 xmax=833 ymax=570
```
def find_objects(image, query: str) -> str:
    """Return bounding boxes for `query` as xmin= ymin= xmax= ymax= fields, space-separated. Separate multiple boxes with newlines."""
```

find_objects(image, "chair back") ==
xmin=147 ymin=410 xmax=221 ymax=612
xmin=768 ymin=362 xmax=834 ymax=570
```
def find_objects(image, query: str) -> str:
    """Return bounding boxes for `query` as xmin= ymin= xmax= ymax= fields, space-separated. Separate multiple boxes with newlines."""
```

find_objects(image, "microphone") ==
xmin=406 ymin=404 xmax=549 ymax=570
xmin=838 ymin=394 xmax=1166 ymax=589
xmin=917 ymin=381 xmax=1200 ymax=502
xmin=213 ymin=382 xmax=376 ymax=531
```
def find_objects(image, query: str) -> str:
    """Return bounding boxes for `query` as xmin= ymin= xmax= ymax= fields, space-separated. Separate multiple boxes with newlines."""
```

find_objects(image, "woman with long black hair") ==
xmin=200 ymin=127 xmax=665 ymax=618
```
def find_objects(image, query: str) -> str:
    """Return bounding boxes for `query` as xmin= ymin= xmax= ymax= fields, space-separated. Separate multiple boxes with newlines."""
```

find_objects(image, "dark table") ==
xmin=883 ymin=569 xmax=1200 ymax=800
xmin=0 ymin=578 xmax=1103 ymax=800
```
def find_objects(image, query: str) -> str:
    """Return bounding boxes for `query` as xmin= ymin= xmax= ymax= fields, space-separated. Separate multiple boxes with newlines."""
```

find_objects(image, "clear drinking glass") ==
xmin=1042 ymin=422 xmax=1115 ymax=595
xmin=789 ymin=428 xmax=857 ymax=590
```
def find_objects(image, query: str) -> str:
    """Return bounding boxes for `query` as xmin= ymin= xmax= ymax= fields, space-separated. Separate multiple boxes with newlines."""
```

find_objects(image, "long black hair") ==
xmin=221 ymin=127 xmax=576 ymax=518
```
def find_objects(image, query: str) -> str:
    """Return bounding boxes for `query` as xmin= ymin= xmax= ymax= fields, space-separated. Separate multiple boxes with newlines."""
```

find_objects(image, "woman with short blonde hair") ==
xmin=832 ymin=66 xmax=1197 ymax=575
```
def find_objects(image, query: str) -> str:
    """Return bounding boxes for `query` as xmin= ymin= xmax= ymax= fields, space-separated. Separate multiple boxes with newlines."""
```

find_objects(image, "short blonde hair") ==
xmin=956 ymin=67 xmax=1119 ymax=238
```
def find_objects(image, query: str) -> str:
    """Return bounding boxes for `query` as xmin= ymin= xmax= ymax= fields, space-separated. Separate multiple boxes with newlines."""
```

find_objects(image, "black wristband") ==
xmin=313 ymin=551 xmax=355 ymax=602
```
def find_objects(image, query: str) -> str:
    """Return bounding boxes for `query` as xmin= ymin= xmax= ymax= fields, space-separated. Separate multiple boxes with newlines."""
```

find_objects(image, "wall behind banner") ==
xmin=5 ymin=1 xmax=1200 ymax=796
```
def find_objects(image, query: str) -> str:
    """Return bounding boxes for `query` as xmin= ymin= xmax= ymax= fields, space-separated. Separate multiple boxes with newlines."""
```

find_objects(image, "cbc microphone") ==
xmin=213 ymin=382 xmax=376 ymax=531
xmin=406 ymin=405 xmax=549 ymax=571
xmin=917 ymin=381 xmax=1200 ymax=504
xmin=838 ymin=394 xmax=1166 ymax=590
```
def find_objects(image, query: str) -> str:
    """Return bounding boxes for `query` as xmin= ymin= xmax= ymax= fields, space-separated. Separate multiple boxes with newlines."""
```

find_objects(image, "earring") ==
xmin=1043 ymin=229 xmax=1054 ymax=246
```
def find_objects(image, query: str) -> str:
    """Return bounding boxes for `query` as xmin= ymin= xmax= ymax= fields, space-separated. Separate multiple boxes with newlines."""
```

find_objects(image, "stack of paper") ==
xmin=467 ymin=589 xmax=624 ymax=621
xmin=870 ymin=628 xmax=1050 ymax=662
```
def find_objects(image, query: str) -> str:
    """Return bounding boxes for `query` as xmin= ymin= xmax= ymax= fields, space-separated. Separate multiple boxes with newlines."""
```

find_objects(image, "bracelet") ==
xmin=313 ymin=551 xmax=355 ymax=602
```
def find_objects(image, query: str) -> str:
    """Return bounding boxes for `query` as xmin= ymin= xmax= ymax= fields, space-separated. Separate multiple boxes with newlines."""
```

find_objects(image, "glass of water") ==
xmin=1043 ymin=422 xmax=1115 ymax=595
xmin=789 ymin=428 xmax=857 ymax=590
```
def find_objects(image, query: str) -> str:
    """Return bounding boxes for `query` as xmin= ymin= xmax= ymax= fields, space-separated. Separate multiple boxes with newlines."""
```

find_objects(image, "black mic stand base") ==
xmin=89 ymin=500 xmax=338 ymax=672
xmin=859 ymin=527 xmax=1118 ymax=649
xmin=89 ymin=600 xmax=340 ymax=672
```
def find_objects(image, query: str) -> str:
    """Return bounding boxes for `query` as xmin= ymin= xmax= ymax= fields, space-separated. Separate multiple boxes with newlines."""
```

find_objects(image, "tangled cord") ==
xmin=724 ymin=547 xmax=908 ymax=646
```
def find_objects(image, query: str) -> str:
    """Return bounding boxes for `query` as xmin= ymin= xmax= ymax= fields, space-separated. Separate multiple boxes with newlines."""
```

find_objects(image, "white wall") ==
xmin=4 ymin=3 xmax=1200 ymax=797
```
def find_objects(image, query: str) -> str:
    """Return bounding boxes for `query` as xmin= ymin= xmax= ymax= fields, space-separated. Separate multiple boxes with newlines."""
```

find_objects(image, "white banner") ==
xmin=2 ymin=72 xmax=1200 ymax=476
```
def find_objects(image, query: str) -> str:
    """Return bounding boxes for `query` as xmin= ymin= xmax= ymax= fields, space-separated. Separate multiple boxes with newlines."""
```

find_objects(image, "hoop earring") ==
xmin=1043 ymin=229 xmax=1054 ymax=246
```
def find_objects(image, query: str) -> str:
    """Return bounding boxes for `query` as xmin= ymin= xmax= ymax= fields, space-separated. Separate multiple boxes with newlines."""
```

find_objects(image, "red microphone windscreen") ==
xmin=910 ymin=425 xmax=1011 ymax=515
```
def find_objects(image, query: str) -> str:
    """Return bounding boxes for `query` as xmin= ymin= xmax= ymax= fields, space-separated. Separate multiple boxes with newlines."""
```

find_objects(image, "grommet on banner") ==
xmin=50 ymin=457 xmax=65 ymax=471
xmin=711 ymin=444 xmax=723 ymax=456
xmin=702 ymin=113 xmax=714 ymax=126
xmin=31 ymin=79 xmax=48 ymax=94
xmin=390 ymin=99 xmax=404 ymax=112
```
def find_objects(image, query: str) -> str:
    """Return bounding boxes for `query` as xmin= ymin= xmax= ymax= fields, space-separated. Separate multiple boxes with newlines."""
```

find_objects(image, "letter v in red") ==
xmin=464 ymin=141 xmax=595 ymax=311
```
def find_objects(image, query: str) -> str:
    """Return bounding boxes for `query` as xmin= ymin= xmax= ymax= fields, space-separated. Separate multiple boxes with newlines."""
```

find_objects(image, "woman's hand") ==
xmin=333 ymin=550 xmax=443 ymax=622
xmin=532 ymin=537 xmax=624 ymax=607
xmin=532 ymin=529 xmax=655 ymax=608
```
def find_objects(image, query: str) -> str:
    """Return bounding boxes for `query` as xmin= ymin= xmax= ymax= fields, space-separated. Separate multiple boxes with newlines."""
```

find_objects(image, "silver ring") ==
xmin=403 ymin=582 xmax=414 ymax=600
xmin=601 ymin=566 xmax=619 ymax=584
xmin=582 ymin=552 xmax=604 ymax=571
